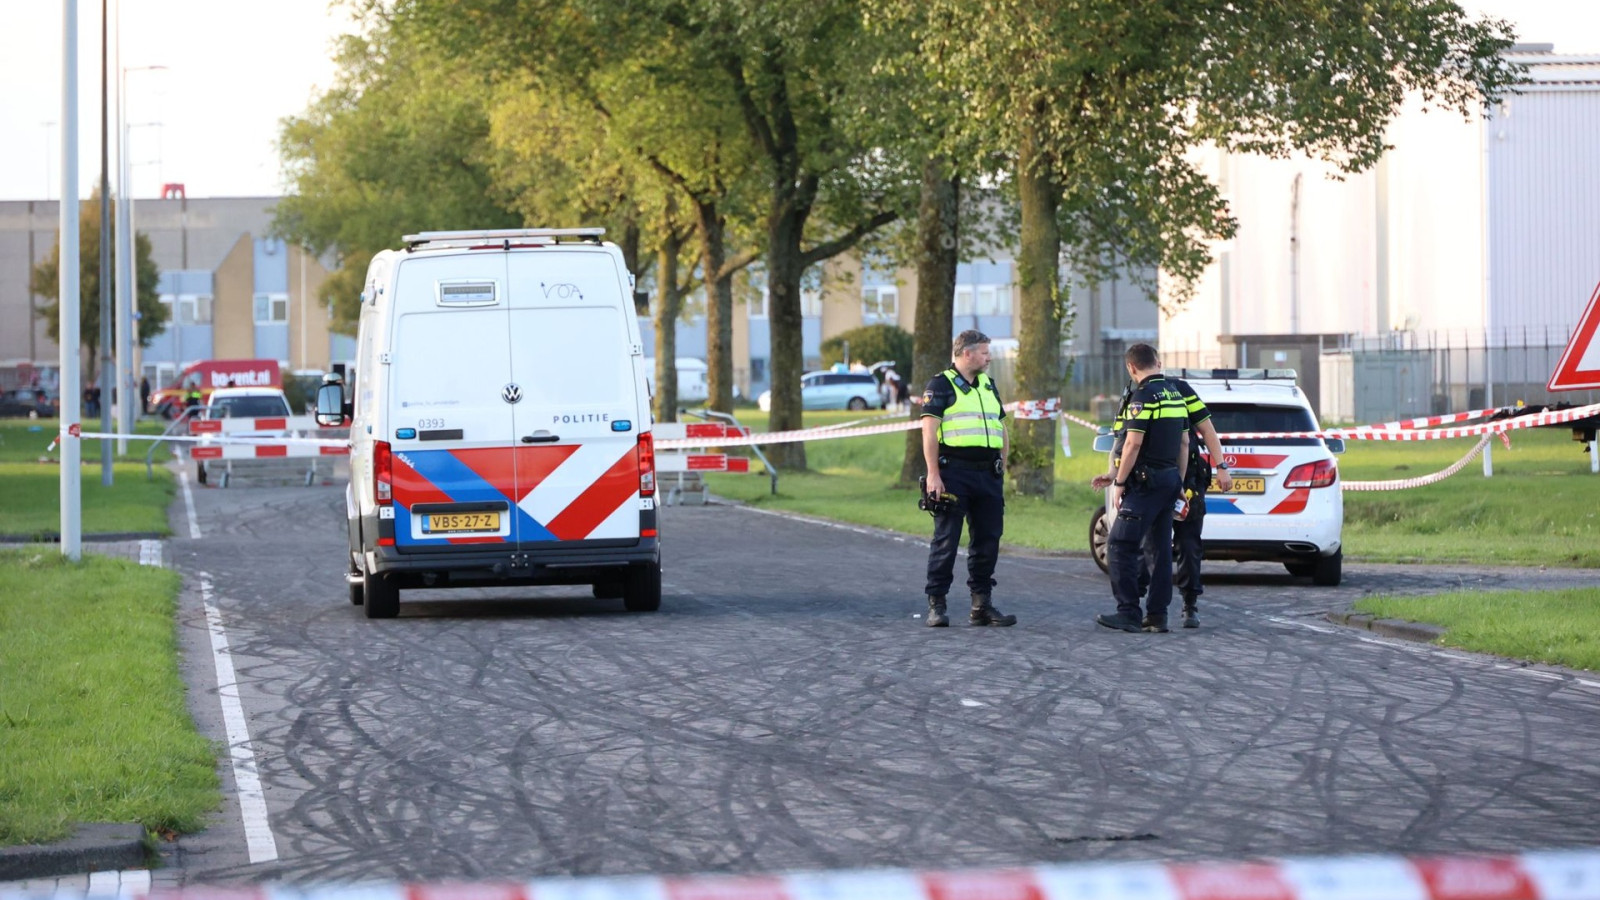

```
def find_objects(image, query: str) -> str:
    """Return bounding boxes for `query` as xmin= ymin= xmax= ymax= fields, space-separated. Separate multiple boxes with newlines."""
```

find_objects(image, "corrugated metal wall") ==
xmin=1487 ymin=85 xmax=1600 ymax=336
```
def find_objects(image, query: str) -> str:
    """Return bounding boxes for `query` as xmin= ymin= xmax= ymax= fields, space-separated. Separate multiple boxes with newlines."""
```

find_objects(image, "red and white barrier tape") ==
xmin=655 ymin=418 xmax=919 ymax=451
xmin=1351 ymin=406 xmax=1501 ymax=432
xmin=49 ymin=427 xmax=350 ymax=452
xmin=1221 ymin=402 xmax=1600 ymax=442
xmin=14 ymin=850 xmax=1600 ymax=900
xmin=1343 ymin=434 xmax=1493 ymax=491
xmin=1010 ymin=397 xmax=1061 ymax=420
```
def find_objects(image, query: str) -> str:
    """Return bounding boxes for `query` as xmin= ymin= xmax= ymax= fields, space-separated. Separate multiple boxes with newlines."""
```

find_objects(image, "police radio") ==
xmin=918 ymin=476 xmax=957 ymax=516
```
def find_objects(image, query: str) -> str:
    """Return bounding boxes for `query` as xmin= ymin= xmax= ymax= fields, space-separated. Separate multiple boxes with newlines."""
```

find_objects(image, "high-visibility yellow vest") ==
xmin=936 ymin=370 xmax=1004 ymax=449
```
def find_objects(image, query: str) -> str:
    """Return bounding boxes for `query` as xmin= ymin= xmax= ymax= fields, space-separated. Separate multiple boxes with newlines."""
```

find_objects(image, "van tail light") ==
xmin=374 ymin=440 xmax=394 ymax=504
xmin=1284 ymin=458 xmax=1337 ymax=488
xmin=638 ymin=431 xmax=656 ymax=497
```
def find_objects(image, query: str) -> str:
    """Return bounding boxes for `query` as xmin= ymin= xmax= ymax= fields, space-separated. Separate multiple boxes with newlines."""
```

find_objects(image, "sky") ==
xmin=0 ymin=0 xmax=1596 ymax=202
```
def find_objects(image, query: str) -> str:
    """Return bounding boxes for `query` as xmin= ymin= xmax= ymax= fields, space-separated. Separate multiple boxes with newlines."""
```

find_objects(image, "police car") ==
xmin=316 ymin=228 xmax=660 ymax=619
xmin=1090 ymin=368 xmax=1345 ymax=586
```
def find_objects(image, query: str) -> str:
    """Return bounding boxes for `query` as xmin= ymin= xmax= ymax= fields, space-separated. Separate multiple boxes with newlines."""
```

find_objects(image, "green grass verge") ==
xmin=702 ymin=409 xmax=1600 ymax=566
xmin=1355 ymin=588 xmax=1600 ymax=672
xmin=0 ymin=550 xmax=219 ymax=844
xmin=0 ymin=419 xmax=177 ymax=537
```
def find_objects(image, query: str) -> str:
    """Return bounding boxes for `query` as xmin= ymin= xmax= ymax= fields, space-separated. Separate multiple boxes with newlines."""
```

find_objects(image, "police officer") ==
xmin=920 ymin=329 xmax=1015 ymax=628
xmin=1091 ymin=343 xmax=1187 ymax=633
xmin=1140 ymin=368 xmax=1234 ymax=628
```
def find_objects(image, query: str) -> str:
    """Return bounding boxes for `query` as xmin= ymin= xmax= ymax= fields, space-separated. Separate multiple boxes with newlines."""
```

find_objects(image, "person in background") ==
xmin=140 ymin=376 xmax=152 ymax=415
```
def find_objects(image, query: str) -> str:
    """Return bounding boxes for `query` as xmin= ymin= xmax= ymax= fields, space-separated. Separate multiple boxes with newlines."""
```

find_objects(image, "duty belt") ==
xmin=939 ymin=455 xmax=998 ymax=471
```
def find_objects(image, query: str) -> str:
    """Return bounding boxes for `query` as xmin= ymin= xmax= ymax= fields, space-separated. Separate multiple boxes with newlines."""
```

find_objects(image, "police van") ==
xmin=316 ymin=228 xmax=660 ymax=618
xmin=1091 ymin=368 xmax=1345 ymax=586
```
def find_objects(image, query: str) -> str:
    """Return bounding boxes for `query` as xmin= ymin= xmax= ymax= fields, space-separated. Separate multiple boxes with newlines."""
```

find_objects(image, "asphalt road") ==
xmin=158 ymin=467 xmax=1600 ymax=885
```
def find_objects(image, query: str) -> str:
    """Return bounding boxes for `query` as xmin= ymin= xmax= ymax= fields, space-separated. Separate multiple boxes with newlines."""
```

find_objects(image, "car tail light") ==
xmin=638 ymin=431 xmax=656 ymax=497
xmin=374 ymin=440 xmax=393 ymax=504
xmin=1284 ymin=458 xmax=1337 ymax=488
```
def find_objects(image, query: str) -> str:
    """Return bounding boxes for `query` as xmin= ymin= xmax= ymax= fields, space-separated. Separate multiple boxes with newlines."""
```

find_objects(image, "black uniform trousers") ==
xmin=1108 ymin=467 xmax=1182 ymax=619
xmin=924 ymin=460 xmax=1004 ymax=597
xmin=1140 ymin=486 xmax=1208 ymax=607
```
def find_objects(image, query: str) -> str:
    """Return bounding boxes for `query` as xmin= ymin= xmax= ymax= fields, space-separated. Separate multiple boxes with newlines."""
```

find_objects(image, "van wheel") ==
xmin=1089 ymin=506 xmax=1110 ymax=574
xmin=363 ymin=571 xmax=399 ymax=618
xmin=1284 ymin=561 xmax=1315 ymax=578
xmin=847 ymin=397 xmax=868 ymax=411
xmin=1311 ymin=549 xmax=1343 ymax=587
xmin=623 ymin=563 xmax=662 ymax=612
xmin=348 ymin=571 xmax=365 ymax=606
xmin=592 ymin=581 xmax=624 ymax=599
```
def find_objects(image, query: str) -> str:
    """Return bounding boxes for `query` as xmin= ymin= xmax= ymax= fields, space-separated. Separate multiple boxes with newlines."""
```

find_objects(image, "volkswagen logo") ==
xmin=502 ymin=383 xmax=523 ymax=404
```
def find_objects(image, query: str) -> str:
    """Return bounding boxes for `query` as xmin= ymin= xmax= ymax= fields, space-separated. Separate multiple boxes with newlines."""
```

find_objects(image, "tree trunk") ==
xmin=764 ymin=184 xmax=809 ymax=470
xmin=653 ymin=216 xmax=685 ymax=423
xmin=695 ymin=201 xmax=736 ymax=413
xmin=1011 ymin=121 xmax=1063 ymax=499
xmin=900 ymin=159 xmax=960 ymax=487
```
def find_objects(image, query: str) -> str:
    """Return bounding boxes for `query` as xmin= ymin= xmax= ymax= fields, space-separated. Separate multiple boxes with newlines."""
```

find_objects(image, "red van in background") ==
xmin=152 ymin=359 xmax=282 ymax=419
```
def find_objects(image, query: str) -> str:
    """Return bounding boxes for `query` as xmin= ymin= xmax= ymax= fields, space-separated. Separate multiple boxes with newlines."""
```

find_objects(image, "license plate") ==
xmin=1213 ymin=476 xmax=1267 ymax=494
xmin=422 ymin=511 xmax=501 ymax=534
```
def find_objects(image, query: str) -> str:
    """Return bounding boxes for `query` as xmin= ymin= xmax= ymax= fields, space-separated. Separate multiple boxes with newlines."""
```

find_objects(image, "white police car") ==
xmin=1091 ymin=368 xmax=1345 ymax=586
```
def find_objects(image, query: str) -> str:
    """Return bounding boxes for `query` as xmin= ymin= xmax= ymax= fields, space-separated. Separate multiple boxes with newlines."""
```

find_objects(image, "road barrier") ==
xmin=9 ymin=849 xmax=1600 ymax=900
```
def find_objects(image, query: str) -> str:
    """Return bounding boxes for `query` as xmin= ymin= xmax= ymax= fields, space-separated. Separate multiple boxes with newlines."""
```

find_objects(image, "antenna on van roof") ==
xmin=403 ymin=228 xmax=606 ymax=250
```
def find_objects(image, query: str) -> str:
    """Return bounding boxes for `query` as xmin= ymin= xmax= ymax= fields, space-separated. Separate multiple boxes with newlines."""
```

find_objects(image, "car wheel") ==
xmin=623 ymin=562 xmax=662 ymax=612
xmin=593 ymin=581 xmax=624 ymax=599
xmin=847 ymin=397 xmax=868 ymax=411
xmin=1311 ymin=549 xmax=1343 ymax=587
xmin=1090 ymin=505 xmax=1110 ymax=574
xmin=1284 ymin=561 xmax=1315 ymax=578
xmin=363 ymin=571 xmax=399 ymax=619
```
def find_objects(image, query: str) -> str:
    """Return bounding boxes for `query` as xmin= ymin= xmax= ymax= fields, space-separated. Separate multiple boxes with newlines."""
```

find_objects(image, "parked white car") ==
xmin=1091 ymin=368 xmax=1345 ymax=585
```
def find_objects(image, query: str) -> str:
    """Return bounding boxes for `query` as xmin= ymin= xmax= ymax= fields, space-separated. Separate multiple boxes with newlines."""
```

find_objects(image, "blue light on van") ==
xmin=611 ymin=420 xmax=632 ymax=432
xmin=396 ymin=428 xmax=417 ymax=439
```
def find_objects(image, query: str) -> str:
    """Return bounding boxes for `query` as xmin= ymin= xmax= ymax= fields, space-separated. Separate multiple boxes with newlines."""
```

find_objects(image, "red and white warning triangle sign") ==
xmin=1548 ymin=279 xmax=1600 ymax=391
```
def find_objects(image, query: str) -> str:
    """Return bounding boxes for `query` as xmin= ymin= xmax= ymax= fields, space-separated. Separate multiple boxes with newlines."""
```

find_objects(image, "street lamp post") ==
xmin=116 ymin=63 xmax=166 ymax=452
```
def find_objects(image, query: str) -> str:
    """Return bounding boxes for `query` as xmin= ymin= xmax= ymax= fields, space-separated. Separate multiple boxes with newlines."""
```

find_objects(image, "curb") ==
xmin=1325 ymin=610 xmax=1446 ymax=644
xmin=0 ymin=824 xmax=147 ymax=881
xmin=0 ymin=532 xmax=165 ymax=545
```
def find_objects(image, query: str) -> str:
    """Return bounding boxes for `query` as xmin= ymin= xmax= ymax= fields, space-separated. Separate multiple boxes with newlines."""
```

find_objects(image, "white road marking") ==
xmin=200 ymin=573 xmax=279 ymax=864
xmin=179 ymin=469 xmax=201 ymax=539
xmin=960 ymin=699 xmax=984 ymax=707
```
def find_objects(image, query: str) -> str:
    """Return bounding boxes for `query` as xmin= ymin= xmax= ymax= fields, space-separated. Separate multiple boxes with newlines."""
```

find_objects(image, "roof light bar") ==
xmin=403 ymin=228 xmax=606 ymax=250
xmin=1173 ymin=367 xmax=1298 ymax=381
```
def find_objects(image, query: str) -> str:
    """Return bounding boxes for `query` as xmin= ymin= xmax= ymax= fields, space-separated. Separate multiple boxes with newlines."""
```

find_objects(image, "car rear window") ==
xmin=1209 ymin=403 xmax=1323 ymax=446
xmin=212 ymin=396 xmax=291 ymax=418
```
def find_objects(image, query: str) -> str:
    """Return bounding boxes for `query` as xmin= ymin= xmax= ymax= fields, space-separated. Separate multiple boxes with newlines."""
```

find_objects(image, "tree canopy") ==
xmin=31 ymin=185 xmax=166 ymax=365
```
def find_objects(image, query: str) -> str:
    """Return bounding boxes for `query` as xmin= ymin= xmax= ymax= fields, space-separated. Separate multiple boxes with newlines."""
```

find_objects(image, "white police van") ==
xmin=316 ymin=228 xmax=660 ymax=618
xmin=1091 ymin=368 xmax=1345 ymax=586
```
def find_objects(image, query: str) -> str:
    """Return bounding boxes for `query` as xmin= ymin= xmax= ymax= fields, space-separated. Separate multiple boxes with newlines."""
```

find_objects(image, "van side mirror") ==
xmin=1325 ymin=438 xmax=1345 ymax=454
xmin=1092 ymin=426 xmax=1115 ymax=454
xmin=314 ymin=383 xmax=346 ymax=427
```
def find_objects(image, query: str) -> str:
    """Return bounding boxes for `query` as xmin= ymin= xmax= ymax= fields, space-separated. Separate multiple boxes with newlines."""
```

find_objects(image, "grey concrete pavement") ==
xmin=151 ymin=474 xmax=1600 ymax=885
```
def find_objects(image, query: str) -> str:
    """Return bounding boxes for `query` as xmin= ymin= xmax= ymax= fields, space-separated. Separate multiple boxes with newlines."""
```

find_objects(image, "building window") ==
xmin=254 ymin=293 xmax=289 ymax=324
xmin=954 ymin=286 xmax=975 ymax=317
xmin=977 ymin=284 xmax=1011 ymax=316
xmin=749 ymin=292 xmax=769 ymax=319
xmin=862 ymin=285 xmax=898 ymax=322
xmin=162 ymin=294 xmax=213 ymax=326
xmin=801 ymin=289 xmax=823 ymax=318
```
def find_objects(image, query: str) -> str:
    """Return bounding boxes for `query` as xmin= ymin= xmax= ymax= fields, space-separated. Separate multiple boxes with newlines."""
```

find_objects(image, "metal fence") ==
xmin=1032 ymin=328 xmax=1600 ymax=425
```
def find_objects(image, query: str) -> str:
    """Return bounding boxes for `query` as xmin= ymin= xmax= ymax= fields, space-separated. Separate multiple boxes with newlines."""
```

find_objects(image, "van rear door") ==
xmin=505 ymin=250 xmax=642 ymax=545
xmin=386 ymin=254 xmax=527 ymax=550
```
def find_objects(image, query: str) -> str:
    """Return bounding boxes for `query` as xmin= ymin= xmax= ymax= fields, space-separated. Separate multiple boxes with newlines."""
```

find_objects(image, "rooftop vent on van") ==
xmin=436 ymin=280 xmax=499 ymax=307
xmin=404 ymin=228 xmax=606 ymax=251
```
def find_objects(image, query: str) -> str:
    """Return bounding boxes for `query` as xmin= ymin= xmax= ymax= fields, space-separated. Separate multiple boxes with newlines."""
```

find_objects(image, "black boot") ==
xmin=1141 ymin=614 xmax=1169 ymax=633
xmin=926 ymin=595 xmax=949 ymax=628
xmin=1181 ymin=601 xmax=1199 ymax=629
xmin=969 ymin=592 xmax=1016 ymax=626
